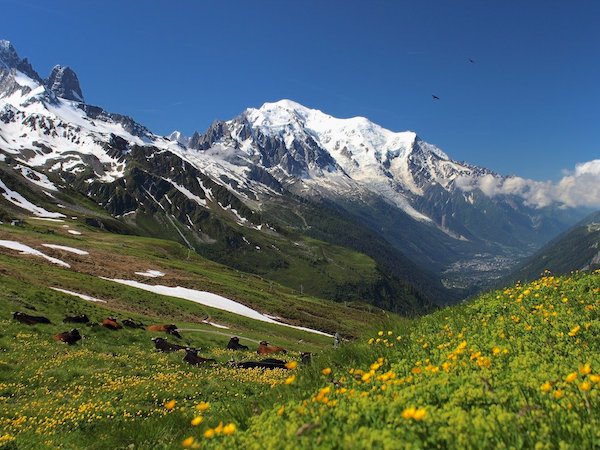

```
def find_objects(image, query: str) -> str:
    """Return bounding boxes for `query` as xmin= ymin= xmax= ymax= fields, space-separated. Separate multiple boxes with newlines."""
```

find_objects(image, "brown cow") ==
xmin=257 ymin=341 xmax=287 ymax=355
xmin=12 ymin=311 xmax=51 ymax=325
xmin=53 ymin=329 xmax=82 ymax=345
xmin=101 ymin=317 xmax=122 ymax=330
xmin=147 ymin=324 xmax=182 ymax=339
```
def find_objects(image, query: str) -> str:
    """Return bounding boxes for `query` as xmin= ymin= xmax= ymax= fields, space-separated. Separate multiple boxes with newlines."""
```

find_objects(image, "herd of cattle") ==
xmin=11 ymin=311 xmax=311 ymax=370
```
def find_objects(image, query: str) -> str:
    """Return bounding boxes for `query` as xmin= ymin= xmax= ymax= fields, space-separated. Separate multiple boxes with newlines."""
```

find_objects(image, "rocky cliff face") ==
xmin=45 ymin=65 xmax=84 ymax=102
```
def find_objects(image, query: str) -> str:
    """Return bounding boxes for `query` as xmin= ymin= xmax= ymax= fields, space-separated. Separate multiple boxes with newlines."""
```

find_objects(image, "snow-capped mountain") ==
xmin=0 ymin=40 xmax=585 ymax=303
xmin=186 ymin=99 xmax=494 ymax=227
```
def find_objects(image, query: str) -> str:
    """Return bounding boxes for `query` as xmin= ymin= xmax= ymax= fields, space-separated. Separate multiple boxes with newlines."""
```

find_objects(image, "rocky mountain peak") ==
xmin=0 ymin=40 xmax=42 ymax=83
xmin=45 ymin=65 xmax=84 ymax=102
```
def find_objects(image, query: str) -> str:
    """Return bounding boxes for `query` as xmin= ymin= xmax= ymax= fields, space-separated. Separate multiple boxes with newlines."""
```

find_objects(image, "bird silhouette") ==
xmin=469 ymin=58 xmax=475 ymax=63
xmin=432 ymin=95 xmax=440 ymax=100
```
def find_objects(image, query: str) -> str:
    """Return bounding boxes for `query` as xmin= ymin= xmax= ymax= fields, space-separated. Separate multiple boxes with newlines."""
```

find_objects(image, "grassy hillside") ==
xmin=1 ymin=262 xmax=598 ymax=448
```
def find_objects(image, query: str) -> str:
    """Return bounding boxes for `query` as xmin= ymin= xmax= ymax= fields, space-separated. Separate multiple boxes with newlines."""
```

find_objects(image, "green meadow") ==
xmin=0 ymin=220 xmax=598 ymax=449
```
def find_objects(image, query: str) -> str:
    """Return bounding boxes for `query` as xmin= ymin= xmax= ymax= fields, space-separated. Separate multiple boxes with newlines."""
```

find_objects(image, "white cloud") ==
xmin=455 ymin=159 xmax=600 ymax=209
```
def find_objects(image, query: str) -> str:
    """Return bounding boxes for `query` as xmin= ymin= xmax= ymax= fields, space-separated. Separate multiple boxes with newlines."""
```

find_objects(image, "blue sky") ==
xmin=3 ymin=0 xmax=599 ymax=181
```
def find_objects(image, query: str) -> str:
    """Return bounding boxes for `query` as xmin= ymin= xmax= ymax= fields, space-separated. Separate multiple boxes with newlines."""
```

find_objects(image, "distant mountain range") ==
xmin=0 ymin=40 xmax=588 ymax=311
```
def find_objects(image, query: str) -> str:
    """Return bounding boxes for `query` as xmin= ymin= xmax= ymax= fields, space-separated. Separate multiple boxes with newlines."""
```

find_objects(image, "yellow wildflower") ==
xmin=378 ymin=331 xmax=384 ymax=336
xmin=540 ymin=381 xmax=552 ymax=393
xmin=223 ymin=423 xmax=236 ymax=435
xmin=196 ymin=402 xmax=210 ymax=412
xmin=579 ymin=363 xmax=591 ymax=376
xmin=553 ymin=390 xmax=563 ymax=399
xmin=401 ymin=407 xmax=416 ymax=419
xmin=568 ymin=325 xmax=580 ymax=337
xmin=204 ymin=429 xmax=215 ymax=439
xmin=285 ymin=361 xmax=298 ymax=370
xmin=285 ymin=375 xmax=296 ymax=385
xmin=413 ymin=408 xmax=427 ymax=421
xmin=164 ymin=400 xmax=176 ymax=410
xmin=182 ymin=437 xmax=195 ymax=448
xmin=322 ymin=367 xmax=332 ymax=376
xmin=580 ymin=381 xmax=591 ymax=392
xmin=565 ymin=372 xmax=577 ymax=383
xmin=589 ymin=374 xmax=600 ymax=384
xmin=277 ymin=406 xmax=285 ymax=416
xmin=191 ymin=416 xmax=203 ymax=426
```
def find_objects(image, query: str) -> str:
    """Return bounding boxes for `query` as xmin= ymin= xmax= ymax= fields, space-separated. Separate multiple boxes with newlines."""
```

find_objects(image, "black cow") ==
xmin=151 ymin=337 xmax=187 ymax=353
xmin=183 ymin=348 xmax=216 ymax=366
xmin=300 ymin=352 xmax=312 ymax=364
xmin=53 ymin=329 xmax=82 ymax=345
xmin=63 ymin=314 xmax=90 ymax=324
xmin=227 ymin=336 xmax=249 ymax=350
xmin=122 ymin=319 xmax=145 ymax=329
xmin=232 ymin=358 xmax=288 ymax=370
xmin=12 ymin=311 xmax=51 ymax=325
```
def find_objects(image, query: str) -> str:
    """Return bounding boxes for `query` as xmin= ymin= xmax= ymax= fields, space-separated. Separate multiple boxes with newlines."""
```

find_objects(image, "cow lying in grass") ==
xmin=257 ymin=341 xmax=287 ymax=355
xmin=63 ymin=314 xmax=89 ymax=324
xmin=53 ymin=329 xmax=82 ymax=345
xmin=151 ymin=337 xmax=187 ymax=353
xmin=227 ymin=336 xmax=249 ymax=350
xmin=122 ymin=319 xmax=145 ymax=329
xmin=12 ymin=311 xmax=51 ymax=325
xmin=101 ymin=318 xmax=122 ymax=330
xmin=183 ymin=348 xmax=216 ymax=366
xmin=147 ymin=324 xmax=182 ymax=338
xmin=231 ymin=358 xmax=288 ymax=370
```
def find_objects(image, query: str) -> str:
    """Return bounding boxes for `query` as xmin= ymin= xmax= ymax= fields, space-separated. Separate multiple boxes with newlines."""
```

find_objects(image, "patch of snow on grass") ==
xmin=42 ymin=244 xmax=89 ymax=255
xmin=50 ymin=287 xmax=106 ymax=303
xmin=103 ymin=278 xmax=331 ymax=336
xmin=0 ymin=240 xmax=70 ymax=267
xmin=30 ymin=217 xmax=65 ymax=222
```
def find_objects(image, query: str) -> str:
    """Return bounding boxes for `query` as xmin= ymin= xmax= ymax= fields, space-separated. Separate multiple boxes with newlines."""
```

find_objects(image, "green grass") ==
xmin=2 ymin=218 xmax=598 ymax=449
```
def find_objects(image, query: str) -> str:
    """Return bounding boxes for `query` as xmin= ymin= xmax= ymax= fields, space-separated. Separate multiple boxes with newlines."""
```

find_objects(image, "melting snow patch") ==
xmin=0 ymin=179 xmax=65 ymax=218
xmin=102 ymin=278 xmax=331 ymax=336
xmin=0 ymin=240 xmax=70 ymax=267
xmin=30 ymin=217 xmax=65 ymax=222
xmin=134 ymin=270 xmax=165 ymax=278
xmin=42 ymin=244 xmax=89 ymax=255
xmin=67 ymin=230 xmax=82 ymax=235
xmin=50 ymin=287 xmax=107 ymax=303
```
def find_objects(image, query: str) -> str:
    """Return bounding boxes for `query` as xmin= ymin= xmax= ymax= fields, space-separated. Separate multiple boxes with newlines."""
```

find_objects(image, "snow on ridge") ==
xmin=103 ymin=277 xmax=332 ymax=336
xmin=0 ymin=239 xmax=70 ymax=267
xmin=161 ymin=177 xmax=207 ymax=207
xmin=15 ymin=164 xmax=58 ymax=191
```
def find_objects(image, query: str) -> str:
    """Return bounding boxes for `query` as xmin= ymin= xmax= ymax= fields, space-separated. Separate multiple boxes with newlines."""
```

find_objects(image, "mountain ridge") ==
xmin=0 ymin=39 xmax=587 ymax=308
